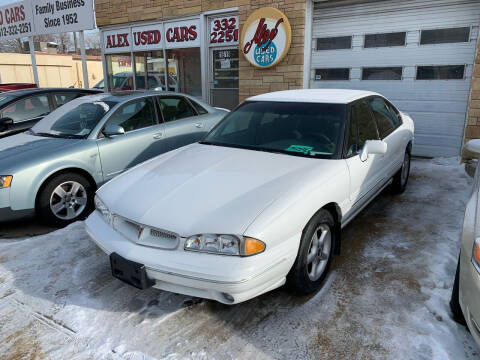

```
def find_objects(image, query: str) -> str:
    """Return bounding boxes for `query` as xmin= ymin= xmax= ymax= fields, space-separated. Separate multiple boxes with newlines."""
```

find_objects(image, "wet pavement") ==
xmin=0 ymin=158 xmax=479 ymax=359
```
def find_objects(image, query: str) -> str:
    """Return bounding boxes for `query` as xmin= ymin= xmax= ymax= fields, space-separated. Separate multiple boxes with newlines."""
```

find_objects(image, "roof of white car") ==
xmin=247 ymin=89 xmax=380 ymax=104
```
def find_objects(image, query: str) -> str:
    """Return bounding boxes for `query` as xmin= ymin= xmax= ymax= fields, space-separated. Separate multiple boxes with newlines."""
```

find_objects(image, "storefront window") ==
xmin=134 ymin=51 xmax=165 ymax=90
xmin=166 ymin=48 xmax=202 ymax=97
xmin=105 ymin=54 xmax=133 ymax=90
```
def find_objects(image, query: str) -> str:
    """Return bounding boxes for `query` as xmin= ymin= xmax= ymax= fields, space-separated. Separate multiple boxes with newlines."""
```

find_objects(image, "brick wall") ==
xmin=95 ymin=0 xmax=306 ymax=102
xmin=462 ymin=40 xmax=480 ymax=159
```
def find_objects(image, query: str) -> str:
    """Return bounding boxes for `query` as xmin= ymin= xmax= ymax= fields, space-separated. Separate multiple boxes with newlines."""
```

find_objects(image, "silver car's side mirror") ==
xmin=103 ymin=124 xmax=125 ymax=137
xmin=463 ymin=139 xmax=480 ymax=177
xmin=0 ymin=117 xmax=14 ymax=130
xmin=360 ymin=140 xmax=388 ymax=162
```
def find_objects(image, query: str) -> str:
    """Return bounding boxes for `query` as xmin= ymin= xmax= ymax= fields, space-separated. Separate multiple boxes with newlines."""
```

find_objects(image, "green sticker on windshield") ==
xmin=285 ymin=145 xmax=313 ymax=154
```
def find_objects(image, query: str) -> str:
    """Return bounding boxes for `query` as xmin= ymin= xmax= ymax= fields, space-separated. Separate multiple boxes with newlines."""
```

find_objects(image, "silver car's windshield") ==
xmin=31 ymin=98 xmax=117 ymax=138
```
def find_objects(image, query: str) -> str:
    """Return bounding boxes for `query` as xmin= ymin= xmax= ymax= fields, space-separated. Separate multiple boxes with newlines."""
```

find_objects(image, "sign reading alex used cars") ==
xmin=0 ymin=1 xmax=34 ymax=40
xmin=31 ymin=0 xmax=95 ymax=35
xmin=240 ymin=7 xmax=291 ymax=68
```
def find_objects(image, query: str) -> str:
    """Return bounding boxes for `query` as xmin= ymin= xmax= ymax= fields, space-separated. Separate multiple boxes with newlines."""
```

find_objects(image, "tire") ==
xmin=450 ymin=256 xmax=467 ymax=326
xmin=392 ymin=148 xmax=411 ymax=194
xmin=287 ymin=209 xmax=336 ymax=294
xmin=37 ymin=172 xmax=94 ymax=227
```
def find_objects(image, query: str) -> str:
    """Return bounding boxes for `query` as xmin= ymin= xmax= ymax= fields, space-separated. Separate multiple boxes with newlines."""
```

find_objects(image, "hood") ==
xmin=0 ymin=132 xmax=81 ymax=173
xmin=99 ymin=143 xmax=341 ymax=237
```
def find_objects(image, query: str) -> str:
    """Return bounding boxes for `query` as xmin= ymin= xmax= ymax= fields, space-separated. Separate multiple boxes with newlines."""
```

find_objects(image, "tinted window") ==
xmin=352 ymin=101 xmax=378 ymax=149
xmin=384 ymin=100 xmax=402 ymax=128
xmin=107 ymin=98 xmax=157 ymax=132
xmin=317 ymin=36 xmax=352 ymax=50
xmin=204 ymin=101 xmax=347 ymax=158
xmin=32 ymin=99 xmax=116 ymax=138
xmin=346 ymin=108 xmax=358 ymax=157
xmin=54 ymin=92 xmax=78 ymax=107
xmin=416 ymin=65 xmax=464 ymax=80
xmin=157 ymin=96 xmax=196 ymax=122
xmin=315 ymin=68 xmax=350 ymax=81
xmin=420 ymin=27 xmax=470 ymax=45
xmin=364 ymin=32 xmax=406 ymax=48
xmin=1 ymin=95 xmax=50 ymax=122
xmin=368 ymin=97 xmax=396 ymax=138
xmin=362 ymin=67 xmax=402 ymax=80
xmin=189 ymin=99 xmax=208 ymax=115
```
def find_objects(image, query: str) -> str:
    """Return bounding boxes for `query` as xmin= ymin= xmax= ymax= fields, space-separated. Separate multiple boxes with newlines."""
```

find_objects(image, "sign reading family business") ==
xmin=0 ymin=1 xmax=34 ymax=40
xmin=240 ymin=7 xmax=292 ymax=69
xmin=31 ymin=0 xmax=95 ymax=35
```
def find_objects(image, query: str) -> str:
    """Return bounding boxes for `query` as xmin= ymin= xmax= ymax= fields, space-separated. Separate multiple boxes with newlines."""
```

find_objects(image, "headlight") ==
xmin=94 ymin=195 xmax=112 ymax=223
xmin=0 ymin=175 xmax=12 ymax=188
xmin=184 ymin=234 xmax=265 ymax=256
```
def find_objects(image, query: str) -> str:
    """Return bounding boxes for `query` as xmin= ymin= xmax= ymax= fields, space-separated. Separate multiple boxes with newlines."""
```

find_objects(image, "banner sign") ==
xmin=103 ymin=27 xmax=132 ymax=54
xmin=164 ymin=19 xmax=200 ymax=49
xmin=0 ymin=1 xmax=34 ymax=40
xmin=210 ymin=15 xmax=238 ymax=45
xmin=240 ymin=7 xmax=292 ymax=68
xmin=31 ymin=0 xmax=95 ymax=35
xmin=132 ymin=23 xmax=164 ymax=52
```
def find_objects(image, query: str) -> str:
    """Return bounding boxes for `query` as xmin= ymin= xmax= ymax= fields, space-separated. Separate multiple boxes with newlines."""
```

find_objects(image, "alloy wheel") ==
xmin=306 ymin=224 xmax=332 ymax=281
xmin=49 ymin=181 xmax=88 ymax=220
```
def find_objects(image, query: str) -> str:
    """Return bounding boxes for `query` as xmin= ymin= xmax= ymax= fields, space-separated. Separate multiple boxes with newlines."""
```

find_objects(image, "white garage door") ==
xmin=310 ymin=0 xmax=480 ymax=157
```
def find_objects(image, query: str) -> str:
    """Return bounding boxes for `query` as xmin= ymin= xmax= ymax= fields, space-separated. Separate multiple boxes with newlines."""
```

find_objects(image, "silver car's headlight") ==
xmin=184 ymin=234 xmax=265 ymax=256
xmin=94 ymin=195 xmax=112 ymax=224
xmin=0 ymin=175 xmax=13 ymax=188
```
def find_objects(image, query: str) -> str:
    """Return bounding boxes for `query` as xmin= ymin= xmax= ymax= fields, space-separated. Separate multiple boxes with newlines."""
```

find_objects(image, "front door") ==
xmin=97 ymin=97 xmax=164 ymax=182
xmin=209 ymin=47 xmax=239 ymax=110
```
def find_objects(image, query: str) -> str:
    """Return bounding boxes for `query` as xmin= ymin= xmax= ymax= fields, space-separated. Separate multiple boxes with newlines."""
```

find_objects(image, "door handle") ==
xmin=153 ymin=133 xmax=163 ymax=139
xmin=194 ymin=123 xmax=203 ymax=128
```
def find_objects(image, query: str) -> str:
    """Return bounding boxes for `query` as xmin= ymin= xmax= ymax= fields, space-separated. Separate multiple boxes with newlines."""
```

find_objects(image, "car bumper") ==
xmin=85 ymin=211 xmax=297 ymax=304
xmin=459 ymin=255 xmax=480 ymax=347
xmin=0 ymin=188 xmax=33 ymax=222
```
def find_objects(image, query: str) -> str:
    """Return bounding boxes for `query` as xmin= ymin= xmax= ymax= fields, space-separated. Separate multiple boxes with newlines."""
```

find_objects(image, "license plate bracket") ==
xmin=110 ymin=252 xmax=154 ymax=290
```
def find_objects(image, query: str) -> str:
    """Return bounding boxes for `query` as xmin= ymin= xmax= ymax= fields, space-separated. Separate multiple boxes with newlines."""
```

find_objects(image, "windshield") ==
xmin=31 ymin=98 xmax=117 ymax=138
xmin=94 ymin=79 xmax=104 ymax=89
xmin=203 ymin=101 xmax=346 ymax=158
xmin=0 ymin=94 xmax=14 ymax=108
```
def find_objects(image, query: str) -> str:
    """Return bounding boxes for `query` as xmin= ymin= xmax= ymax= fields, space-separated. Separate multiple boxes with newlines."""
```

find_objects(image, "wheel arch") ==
xmin=35 ymin=167 xmax=98 ymax=209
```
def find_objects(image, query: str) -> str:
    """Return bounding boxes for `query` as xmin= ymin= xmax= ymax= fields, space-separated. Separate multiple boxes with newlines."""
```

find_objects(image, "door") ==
xmin=344 ymin=100 xmax=384 ymax=212
xmin=209 ymin=47 xmax=239 ymax=110
xmin=96 ymin=97 xmax=165 ymax=181
xmin=157 ymin=95 xmax=206 ymax=152
xmin=311 ymin=0 xmax=480 ymax=156
xmin=0 ymin=93 xmax=52 ymax=135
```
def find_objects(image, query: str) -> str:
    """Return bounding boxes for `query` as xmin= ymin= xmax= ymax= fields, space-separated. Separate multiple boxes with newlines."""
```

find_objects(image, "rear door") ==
xmin=344 ymin=99 xmax=384 ymax=213
xmin=0 ymin=93 xmax=52 ymax=135
xmin=157 ymin=95 xmax=206 ymax=152
xmin=96 ymin=96 xmax=165 ymax=181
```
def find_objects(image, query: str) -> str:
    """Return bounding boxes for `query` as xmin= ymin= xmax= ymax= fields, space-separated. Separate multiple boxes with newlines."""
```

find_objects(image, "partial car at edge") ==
xmin=85 ymin=89 xmax=415 ymax=304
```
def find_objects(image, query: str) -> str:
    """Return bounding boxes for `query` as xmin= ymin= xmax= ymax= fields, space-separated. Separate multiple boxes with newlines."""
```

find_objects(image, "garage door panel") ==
xmin=312 ymin=0 xmax=479 ymax=157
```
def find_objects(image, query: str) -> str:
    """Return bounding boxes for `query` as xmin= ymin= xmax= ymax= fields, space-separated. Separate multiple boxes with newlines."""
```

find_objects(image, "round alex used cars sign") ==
xmin=240 ymin=7 xmax=292 ymax=68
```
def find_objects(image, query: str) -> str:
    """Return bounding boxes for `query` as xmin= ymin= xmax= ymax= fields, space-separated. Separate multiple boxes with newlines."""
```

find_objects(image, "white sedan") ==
xmin=85 ymin=89 xmax=414 ymax=304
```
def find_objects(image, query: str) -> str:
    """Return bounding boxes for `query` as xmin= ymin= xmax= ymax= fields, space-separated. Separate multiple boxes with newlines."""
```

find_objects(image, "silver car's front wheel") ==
xmin=50 ymin=181 xmax=88 ymax=220
xmin=37 ymin=172 xmax=94 ymax=227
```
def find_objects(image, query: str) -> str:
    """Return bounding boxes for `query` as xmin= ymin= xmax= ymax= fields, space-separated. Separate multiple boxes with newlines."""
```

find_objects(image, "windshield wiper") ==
xmin=35 ymin=132 xmax=84 ymax=139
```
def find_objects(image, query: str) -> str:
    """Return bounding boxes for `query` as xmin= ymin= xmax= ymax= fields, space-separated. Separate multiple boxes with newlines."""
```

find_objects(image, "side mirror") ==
xmin=464 ymin=139 xmax=480 ymax=156
xmin=360 ymin=140 xmax=387 ymax=162
xmin=463 ymin=139 xmax=480 ymax=177
xmin=103 ymin=124 xmax=125 ymax=137
xmin=0 ymin=117 xmax=13 ymax=131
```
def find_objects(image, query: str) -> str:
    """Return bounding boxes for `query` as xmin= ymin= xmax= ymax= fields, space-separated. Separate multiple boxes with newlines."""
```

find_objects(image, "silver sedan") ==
xmin=0 ymin=91 xmax=228 ymax=226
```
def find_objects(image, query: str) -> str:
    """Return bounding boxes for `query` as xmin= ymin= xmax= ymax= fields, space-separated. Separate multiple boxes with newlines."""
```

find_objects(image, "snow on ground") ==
xmin=0 ymin=157 xmax=479 ymax=359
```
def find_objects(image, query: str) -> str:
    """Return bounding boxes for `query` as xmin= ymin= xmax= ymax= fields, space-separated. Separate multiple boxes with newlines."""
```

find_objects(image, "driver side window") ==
xmin=348 ymin=100 xmax=379 ymax=156
xmin=106 ymin=98 xmax=157 ymax=133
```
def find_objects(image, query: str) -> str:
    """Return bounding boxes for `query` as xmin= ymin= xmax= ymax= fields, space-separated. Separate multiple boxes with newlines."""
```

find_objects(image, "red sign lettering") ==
xmin=166 ymin=25 xmax=197 ymax=43
xmin=106 ymin=33 xmax=130 ymax=48
xmin=243 ymin=17 xmax=284 ymax=54
xmin=133 ymin=30 xmax=161 ymax=46
xmin=1 ymin=5 xmax=26 ymax=25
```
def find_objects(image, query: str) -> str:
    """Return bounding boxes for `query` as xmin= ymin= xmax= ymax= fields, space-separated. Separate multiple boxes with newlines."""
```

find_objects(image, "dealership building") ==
xmin=95 ymin=0 xmax=480 ymax=157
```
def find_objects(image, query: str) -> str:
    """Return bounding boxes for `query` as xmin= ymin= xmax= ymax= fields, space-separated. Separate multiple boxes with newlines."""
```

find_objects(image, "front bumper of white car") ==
xmin=85 ymin=211 xmax=297 ymax=304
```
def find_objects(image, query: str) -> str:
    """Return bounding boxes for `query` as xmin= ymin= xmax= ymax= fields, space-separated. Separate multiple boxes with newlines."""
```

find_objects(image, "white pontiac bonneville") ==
xmin=85 ymin=89 xmax=414 ymax=304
